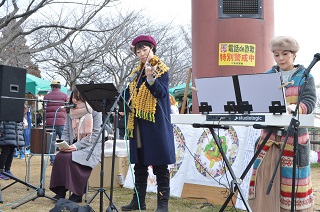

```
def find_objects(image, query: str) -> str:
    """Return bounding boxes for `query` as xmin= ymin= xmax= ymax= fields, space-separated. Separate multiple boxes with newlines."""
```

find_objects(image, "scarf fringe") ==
xmin=135 ymin=110 xmax=155 ymax=123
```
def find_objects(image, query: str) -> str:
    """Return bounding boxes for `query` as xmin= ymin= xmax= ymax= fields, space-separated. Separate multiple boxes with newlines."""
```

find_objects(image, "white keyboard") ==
xmin=171 ymin=113 xmax=320 ymax=128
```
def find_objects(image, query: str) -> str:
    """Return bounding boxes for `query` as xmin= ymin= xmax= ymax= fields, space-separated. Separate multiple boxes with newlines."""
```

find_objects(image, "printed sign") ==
xmin=219 ymin=43 xmax=256 ymax=66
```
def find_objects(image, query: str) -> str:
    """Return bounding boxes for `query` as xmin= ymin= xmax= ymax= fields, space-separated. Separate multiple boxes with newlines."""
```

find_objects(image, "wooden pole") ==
xmin=180 ymin=68 xmax=192 ymax=114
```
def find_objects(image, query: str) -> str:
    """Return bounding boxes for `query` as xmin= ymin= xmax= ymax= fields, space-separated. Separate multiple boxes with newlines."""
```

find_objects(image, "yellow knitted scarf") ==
xmin=127 ymin=55 xmax=169 ymax=137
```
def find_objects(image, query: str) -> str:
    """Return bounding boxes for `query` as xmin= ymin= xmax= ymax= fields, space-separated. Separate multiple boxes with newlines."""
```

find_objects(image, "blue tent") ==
xmin=26 ymin=74 xmax=68 ymax=95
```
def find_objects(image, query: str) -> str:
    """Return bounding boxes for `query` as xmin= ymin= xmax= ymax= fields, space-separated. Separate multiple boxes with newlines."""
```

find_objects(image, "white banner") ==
xmin=124 ymin=124 xmax=260 ymax=204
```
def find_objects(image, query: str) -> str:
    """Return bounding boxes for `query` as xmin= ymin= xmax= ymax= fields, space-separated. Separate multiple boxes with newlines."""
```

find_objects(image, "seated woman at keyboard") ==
xmin=49 ymin=87 xmax=102 ymax=203
xmin=248 ymin=36 xmax=316 ymax=211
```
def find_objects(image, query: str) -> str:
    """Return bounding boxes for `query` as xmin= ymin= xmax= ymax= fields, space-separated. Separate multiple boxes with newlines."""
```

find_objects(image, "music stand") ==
xmin=76 ymin=83 xmax=130 ymax=212
xmin=195 ymin=73 xmax=286 ymax=114
xmin=193 ymin=73 xmax=287 ymax=211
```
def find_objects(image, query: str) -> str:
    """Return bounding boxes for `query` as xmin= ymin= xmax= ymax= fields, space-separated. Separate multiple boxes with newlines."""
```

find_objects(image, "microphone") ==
xmin=304 ymin=53 xmax=320 ymax=77
xmin=127 ymin=71 xmax=140 ymax=82
xmin=60 ymin=103 xmax=77 ymax=108
xmin=192 ymin=123 xmax=229 ymax=129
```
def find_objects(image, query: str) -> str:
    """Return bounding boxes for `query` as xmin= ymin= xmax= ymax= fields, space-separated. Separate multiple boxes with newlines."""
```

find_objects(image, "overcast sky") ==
xmin=118 ymin=0 xmax=320 ymax=84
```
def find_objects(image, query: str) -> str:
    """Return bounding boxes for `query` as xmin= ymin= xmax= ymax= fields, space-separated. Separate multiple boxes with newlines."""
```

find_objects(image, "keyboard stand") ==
xmin=193 ymin=123 xmax=283 ymax=212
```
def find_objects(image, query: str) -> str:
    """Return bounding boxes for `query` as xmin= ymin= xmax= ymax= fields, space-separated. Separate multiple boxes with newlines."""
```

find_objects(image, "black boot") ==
xmin=52 ymin=186 xmax=66 ymax=200
xmin=156 ymin=187 xmax=170 ymax=212
xmin=121 ymin=183 xmax=147 ymax=211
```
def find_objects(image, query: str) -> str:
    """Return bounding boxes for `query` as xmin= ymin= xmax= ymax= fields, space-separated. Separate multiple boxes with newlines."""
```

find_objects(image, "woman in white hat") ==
xmin=248 ymin=36 xmax=316 ymax=211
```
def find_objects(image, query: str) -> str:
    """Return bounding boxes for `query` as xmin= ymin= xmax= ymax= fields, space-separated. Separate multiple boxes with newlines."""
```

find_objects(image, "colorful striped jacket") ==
xmin=249 ymin=64 xmax=317 ymax=210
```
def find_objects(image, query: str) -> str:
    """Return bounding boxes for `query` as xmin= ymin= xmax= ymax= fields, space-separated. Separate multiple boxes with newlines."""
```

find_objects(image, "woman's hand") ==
xmin=287 ymin=104 xmax=296 ymax=114
xmin=59 ymin=144 xmax=77 ymax=152
xmin=145 ymin=63 xmax=158 ymax=80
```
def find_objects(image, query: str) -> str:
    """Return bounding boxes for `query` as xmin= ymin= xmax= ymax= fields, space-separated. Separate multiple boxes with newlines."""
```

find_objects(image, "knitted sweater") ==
xmin=249 ymin=64 xmax=316 ymax=210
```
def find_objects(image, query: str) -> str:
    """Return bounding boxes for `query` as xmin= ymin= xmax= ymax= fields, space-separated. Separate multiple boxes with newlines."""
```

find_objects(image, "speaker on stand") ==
xmin=0 ymin=65 xmax=26 ymax=122
xmin=0 ymin=65 xmax=43 ymax=207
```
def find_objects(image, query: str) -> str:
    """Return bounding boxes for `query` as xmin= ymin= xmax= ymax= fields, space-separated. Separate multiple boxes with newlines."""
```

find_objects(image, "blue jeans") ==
xmin=50 ymin=125 xmax=64 ymax=163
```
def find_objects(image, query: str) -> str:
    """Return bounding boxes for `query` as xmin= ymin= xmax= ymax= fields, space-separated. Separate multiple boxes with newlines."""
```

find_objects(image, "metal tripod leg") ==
xmin=0 ymin=170 xmax=56 ymax=209
xmin=208 ymin=127 xmax=252 ymax=212
xmin=219 ymin=128 xmax=278 ymax=211
xmin=85 ymin=99 xmax=119 ymax=212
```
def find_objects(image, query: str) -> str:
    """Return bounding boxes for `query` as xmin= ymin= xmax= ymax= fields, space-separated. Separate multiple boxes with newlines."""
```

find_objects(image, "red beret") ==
xmin=131 ymin=35 xmax=157 ymax=47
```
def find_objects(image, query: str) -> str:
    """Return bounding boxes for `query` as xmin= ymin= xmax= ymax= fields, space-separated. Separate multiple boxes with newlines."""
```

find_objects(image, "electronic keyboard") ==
xmin=171 ymin=113 xmax=320 ymax=128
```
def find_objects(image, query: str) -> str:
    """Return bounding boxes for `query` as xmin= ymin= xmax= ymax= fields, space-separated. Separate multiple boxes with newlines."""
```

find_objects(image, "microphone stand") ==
xmin=0 ymin=96 xmax=68 ymax=209
xmin=267 ymin=59 xmax=317 ymax=212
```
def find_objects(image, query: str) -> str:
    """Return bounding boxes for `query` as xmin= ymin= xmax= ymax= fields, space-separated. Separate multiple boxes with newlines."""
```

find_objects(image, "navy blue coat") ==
xmin=128 ymin=71 xmax=175 ymax=166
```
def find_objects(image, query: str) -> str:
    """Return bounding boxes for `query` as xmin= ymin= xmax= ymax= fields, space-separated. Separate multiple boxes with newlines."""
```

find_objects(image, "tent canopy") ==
xmin=26 ymin=74 xmax=68 ymax=95
xmin=169 ymin=82 xmax=192 ymax=101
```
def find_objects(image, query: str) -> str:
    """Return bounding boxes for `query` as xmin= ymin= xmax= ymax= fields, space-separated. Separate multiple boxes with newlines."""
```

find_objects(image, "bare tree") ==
xmin=32 ymin=10 xmax=142 ymax=88
xmin=32 ymin=9 xmax=192 ymax=90
xmin=0 ymin=18 xmax=41 ymax=76
xmin=160 ymin=24 xmax=192 ymax=87
xmin=0 ymin=0 xmax=116 ymax=71
xmin=91 ymin=12 xmax=192 ymax=89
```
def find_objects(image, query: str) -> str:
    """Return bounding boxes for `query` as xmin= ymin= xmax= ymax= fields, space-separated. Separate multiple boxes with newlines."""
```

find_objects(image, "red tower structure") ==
xmin=192 ymin=0 xmax=275 ymax=112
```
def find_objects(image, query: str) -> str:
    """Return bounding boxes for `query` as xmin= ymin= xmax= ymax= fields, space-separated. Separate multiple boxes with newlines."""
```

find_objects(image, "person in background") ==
xmin=36 ymin=110 xmax=43 ymax=127
xmin=49 ymin=87 xmax=102 ymax=202
xmin=169 ymin=94 xmax=179 ymax=114
xmin=44 ymin=80 xmax=69 ymax=165
xmin=122 ymin=35 xmax=175 ymax=212
xmin=108 ymin=112 xmax=126 ymax=140
xmin=24 ymin=104 xmax=32 ymax=155
xmin=248 ymin=36 xmax=316 ymax=211
xmin=0 ymin=119 xmax=25 ymax=179
xmin=13 ymin=104 xmax=30 ymax=159
xmin=117 ymin=112 xmax=126 ymax=139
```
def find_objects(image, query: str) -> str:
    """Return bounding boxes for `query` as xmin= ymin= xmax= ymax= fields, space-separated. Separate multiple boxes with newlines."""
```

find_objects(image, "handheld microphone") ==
xmin=60 ymin=103 xmax=77 ymax=109
xmin=127 ymin=71 xmax=141 ymax=82
xmin=304 ymin=53 xmax=320 ymax=77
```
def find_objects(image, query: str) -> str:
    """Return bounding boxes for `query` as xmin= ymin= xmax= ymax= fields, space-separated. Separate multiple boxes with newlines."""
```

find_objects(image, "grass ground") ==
xmin=0 ymin=155 xmax=318 ymax=211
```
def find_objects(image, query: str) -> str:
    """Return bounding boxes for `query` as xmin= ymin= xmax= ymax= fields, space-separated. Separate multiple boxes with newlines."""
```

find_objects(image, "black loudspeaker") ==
xmin=0 ymin=65 xmax=26 ymax=122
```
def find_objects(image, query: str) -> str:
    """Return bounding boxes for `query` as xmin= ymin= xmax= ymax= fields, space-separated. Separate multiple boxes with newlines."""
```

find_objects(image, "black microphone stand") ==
xmin=0 ymin=96 xmax=68 ymax=209
xmin=267 ymin=59 xmax=318 ymax=212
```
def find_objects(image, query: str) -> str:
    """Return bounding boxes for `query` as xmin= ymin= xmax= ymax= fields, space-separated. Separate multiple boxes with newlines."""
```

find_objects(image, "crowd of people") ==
xmin=1 ymin=35 xmax=320 ymax=212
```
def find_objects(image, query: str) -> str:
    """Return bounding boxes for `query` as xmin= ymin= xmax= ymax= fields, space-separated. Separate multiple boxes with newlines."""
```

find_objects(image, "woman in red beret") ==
xmin=122 ymin=35 xmax=175 ymax=212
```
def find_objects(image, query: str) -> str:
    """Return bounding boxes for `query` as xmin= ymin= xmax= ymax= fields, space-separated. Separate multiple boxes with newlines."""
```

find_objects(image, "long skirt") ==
xmin=248 ymin=144 xmax=313 ymax=212
xmin=49 ymin=152 xmax=92 ymax=196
